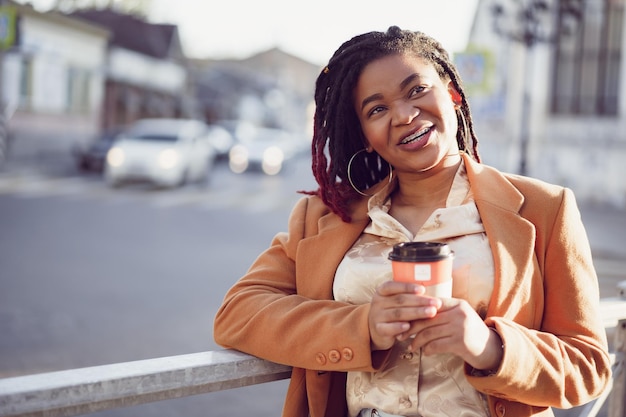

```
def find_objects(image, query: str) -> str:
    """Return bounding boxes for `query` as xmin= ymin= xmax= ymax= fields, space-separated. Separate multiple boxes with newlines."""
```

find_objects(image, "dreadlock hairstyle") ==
xmin=303 ymin=26 xmax=481 ymax=223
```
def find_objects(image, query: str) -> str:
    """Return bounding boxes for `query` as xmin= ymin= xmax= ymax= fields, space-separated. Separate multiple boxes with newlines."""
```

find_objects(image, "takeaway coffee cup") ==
xmin=388 ymin=242 xmax=454 ymax=297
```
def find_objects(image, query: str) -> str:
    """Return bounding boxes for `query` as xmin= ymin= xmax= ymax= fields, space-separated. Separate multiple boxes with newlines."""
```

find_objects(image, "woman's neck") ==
xmin=392 ymin=158 xmax=461 ymax=209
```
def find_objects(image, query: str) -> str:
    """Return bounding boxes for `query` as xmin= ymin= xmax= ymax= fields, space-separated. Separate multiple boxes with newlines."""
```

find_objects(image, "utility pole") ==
xmin=491 ymin=0 xmax=582 ymax=176
xmin=0 ymin=0 xmax=16 ymax=169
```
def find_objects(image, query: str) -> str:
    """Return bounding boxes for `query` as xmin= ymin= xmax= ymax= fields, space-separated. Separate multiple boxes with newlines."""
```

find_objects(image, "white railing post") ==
xmin=0 ymin=350 xmax=291 ymax=417
xmin=608 ymin=281 xmax=626 ymax=417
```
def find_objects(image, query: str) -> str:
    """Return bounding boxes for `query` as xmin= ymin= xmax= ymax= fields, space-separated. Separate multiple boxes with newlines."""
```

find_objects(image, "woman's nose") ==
xmin=392 ymin=102 xmax=420 ymax=125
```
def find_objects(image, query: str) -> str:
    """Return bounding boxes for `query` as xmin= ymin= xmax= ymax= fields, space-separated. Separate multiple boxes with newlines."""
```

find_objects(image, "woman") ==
xmin=213 ymin=26 xmax=610 ymax=417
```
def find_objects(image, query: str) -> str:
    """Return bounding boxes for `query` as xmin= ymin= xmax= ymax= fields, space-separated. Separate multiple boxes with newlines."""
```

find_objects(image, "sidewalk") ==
xmin=578 ymin=201 xmax=626 ymax=299
xmin=579 ymin=201 xmax=626 ymax=259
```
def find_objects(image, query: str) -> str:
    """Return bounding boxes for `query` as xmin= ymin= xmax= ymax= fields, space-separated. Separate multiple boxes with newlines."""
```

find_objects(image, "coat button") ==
xmin=401 ymin=352 xmax=414 ymax=360
xmin=342 ymin=348 xmax=354 ymax=361
xmin=328 ymin=349 xmax=341 ymax=363
xmin=315 ymin=352 xmax=327 ymax=365
xmin=494 ymin=401 xmax=506 ymax=417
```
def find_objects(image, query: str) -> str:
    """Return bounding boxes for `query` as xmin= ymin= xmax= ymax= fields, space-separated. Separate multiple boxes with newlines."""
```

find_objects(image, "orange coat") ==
xmin=214 ymin=155 xmax=611 ymax=417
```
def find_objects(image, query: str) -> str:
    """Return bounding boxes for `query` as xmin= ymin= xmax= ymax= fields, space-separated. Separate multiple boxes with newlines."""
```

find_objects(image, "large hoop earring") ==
xmin=457 ymin=108 xmax=470 ymax=152
xmin=347 ymin=149 xmax=393 ymax=197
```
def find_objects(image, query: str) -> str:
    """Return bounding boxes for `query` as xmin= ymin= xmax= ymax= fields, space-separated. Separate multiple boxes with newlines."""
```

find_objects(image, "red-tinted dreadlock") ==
xmin=302 ymin=26 xmax=481 ymax=222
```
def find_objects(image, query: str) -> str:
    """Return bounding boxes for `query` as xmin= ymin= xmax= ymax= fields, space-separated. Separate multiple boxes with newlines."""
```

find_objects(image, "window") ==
xmin=18 ymin=55 xmax=33 ymax=109
xmin=67 ymin=67 xmax=90 ymax=114
xmin=551 ymin=0 xmax=624 ymax=115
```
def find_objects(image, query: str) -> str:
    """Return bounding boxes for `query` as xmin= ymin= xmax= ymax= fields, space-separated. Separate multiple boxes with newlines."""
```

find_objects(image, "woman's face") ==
xmin=353 ymin=53 xmax=460 ymax=174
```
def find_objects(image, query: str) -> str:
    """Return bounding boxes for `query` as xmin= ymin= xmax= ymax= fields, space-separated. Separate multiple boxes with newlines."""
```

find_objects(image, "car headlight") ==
xmin=158 ymin=148 xmax=180 ymax=170
xmin=229 ymin=144 xmax=249 ymax=173
xmin=106 ymin=147 xmax=125 ymax=168
xmin=262 ymin=146 xmax=284 ymax=175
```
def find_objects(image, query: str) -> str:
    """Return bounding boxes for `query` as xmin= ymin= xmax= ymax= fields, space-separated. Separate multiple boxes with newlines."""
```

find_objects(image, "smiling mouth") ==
xmin=399 ymin=126 xmax=433 ymax=145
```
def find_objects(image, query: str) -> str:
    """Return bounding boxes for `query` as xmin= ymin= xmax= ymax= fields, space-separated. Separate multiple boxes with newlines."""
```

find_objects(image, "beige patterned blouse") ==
xmin=333 ymin=162 xmax=495 ymax=417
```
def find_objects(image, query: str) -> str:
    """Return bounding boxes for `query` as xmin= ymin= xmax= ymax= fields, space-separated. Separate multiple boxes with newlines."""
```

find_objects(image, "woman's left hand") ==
xmin=401 ymin=297 xmax=504 ymax=372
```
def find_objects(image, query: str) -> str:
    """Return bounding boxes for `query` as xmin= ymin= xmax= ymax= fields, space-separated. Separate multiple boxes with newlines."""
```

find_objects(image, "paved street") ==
xmin=2 ymin=158 xmax=622 ymax=298
xmin=0 ymin=158 xmax=311 ymax=417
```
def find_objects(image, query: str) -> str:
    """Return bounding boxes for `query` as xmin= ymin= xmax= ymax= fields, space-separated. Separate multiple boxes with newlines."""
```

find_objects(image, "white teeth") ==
xmin=401 ymin=127 xmax=431 ymax=144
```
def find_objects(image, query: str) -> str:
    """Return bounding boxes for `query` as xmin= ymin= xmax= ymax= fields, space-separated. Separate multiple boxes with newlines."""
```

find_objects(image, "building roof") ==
xmin=8 ymin=1 xmax=111 ymax=39
xmin=71 ymin=9 xmax=182 ymax=60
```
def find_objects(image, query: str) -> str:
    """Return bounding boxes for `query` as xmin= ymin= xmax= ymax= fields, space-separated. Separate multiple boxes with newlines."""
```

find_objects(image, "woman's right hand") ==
xmin=368 ymin=281 xmax=442 ymax=351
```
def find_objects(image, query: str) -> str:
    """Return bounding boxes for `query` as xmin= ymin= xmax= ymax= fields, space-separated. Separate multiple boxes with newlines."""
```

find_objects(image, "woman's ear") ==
xmin=360 ymin=131 xmax=373 ymax=152
xmin=448 ymin=84 xmax=462 ymax=107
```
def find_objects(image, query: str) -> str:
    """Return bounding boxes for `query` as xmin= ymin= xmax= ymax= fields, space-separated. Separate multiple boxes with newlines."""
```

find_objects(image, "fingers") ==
xmin=374 ymin=282 xmax=441 ymax=324
xmin=407 ymin=300 xmax=464 ymax=351
xmin=407 ymin=320 xmax=448 ymax=351
xmin=405 ymin=299 xmax=494 ymax=365
xmin=376 ymin=281 xmax=425 ymax=297
xmin=369 ymin=282 xmax=442 ymax=350
xmin=375 ymin=321 xmax=410 ymax=341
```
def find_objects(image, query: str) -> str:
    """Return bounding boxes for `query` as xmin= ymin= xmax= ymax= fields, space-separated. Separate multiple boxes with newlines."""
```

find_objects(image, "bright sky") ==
xmin=148 ymin=0 xmax=479 ymax=65
xmin=22 ymin=0 xmax=479 ymax=65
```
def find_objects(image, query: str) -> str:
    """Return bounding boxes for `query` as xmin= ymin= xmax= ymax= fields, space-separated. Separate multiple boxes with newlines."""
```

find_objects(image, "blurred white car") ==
xmin=104 ymin=118 xmax=217 ymax=188
xmin=204 ymin=124 xmax=235 ymax=159
xmin=228 ymin=126 xmax=304 ymax=175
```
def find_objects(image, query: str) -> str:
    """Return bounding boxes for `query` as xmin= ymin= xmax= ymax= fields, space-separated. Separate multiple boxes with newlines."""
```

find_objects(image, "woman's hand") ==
xmin=368 ymin=281 xmax=441 ymax=351
xmin=405 ymin=298 xmax=504 ymax=372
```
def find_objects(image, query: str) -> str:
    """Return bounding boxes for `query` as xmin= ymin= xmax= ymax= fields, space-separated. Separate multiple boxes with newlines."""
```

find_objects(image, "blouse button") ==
xmin=401 ymin=352 xmax=414 ymax=360
xmin=399 ymin=396 xmax=412 ymax=408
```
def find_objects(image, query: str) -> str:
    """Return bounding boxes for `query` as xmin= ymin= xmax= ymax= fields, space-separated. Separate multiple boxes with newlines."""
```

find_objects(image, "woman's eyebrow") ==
xmin=360 ymin=93 xmax=383 ymax=111
xmin=359 ymin=73 xmax=422 ymax=111
xmin=399 ymin=73 xmax=420 ymax=92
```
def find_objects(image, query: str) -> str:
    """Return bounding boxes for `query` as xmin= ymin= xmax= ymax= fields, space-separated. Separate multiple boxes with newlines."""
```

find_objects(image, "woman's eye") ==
xmin=409 ymin=86 xmax=425 ymax=97
xmin=368 ymin=106 xmax=385 ymax=117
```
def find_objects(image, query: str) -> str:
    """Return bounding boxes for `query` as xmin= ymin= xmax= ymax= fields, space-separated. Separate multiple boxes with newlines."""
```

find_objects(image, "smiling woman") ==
xmin=353 ymin=54 xmax=462 ymax=177
xmin=213 ymin=26 xmax=611 ymax=417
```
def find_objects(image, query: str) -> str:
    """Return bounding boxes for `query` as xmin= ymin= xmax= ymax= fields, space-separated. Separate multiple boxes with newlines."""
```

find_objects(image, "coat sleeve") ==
xmin=213 ymin=197 xmax=388 ymax=373
xmin=467 ymin=188 xmax=612 ymax=409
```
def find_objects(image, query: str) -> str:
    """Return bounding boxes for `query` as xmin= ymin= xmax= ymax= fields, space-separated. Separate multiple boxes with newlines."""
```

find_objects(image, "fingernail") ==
xmin=410 ymin=284 xmax=424 ymax=293
xmin=424 ymin=306 xmax=437 ymax=315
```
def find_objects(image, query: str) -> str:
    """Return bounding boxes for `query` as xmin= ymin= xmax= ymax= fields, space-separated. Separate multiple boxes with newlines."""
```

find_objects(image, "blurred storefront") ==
xmin=72 ymin=9 xmax=195 ymax=130
xmin=1 ymin=0 xmax=110 ymax=165
xmin=463 ymin=0 xmax=626 ymax=208
xmin=0 ymin=3 xmax=193 ymax=169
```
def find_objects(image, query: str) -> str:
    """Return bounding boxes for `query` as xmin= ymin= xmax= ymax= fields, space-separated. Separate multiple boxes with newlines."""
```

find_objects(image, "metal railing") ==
xmin=1 ymin=281 xmax=625 ymax=417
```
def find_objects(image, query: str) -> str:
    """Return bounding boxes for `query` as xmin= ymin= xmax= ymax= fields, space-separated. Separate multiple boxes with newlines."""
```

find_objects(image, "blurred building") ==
xmin=190 ymin=47 xmax=320 ymax=137
xmin=1 ymin=0 xmax=110 ymax=164
xmin=462 ymin=0 xmax=626 ymax=208
xmin=0 ymin=3 xmax=193 ymax=168
xmin=71 ymin=9 xmax=194 ymax=130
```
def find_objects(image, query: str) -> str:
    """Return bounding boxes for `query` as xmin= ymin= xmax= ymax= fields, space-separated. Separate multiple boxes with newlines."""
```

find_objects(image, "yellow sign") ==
xmin=454 ymin=47 xmax=495 ymax=96
xmin=0 ymin=6 xmax=17 ymax=50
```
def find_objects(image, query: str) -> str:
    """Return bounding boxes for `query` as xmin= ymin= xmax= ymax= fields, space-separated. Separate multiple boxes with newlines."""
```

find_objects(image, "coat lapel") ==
xmin=296 ymin=197 xmax=371 ymax=300
xmin=463 ymin=155 xmax=538 ymax=316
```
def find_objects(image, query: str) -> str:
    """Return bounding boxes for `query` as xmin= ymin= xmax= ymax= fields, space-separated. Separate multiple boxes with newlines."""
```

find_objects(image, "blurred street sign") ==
xmin=454 ymin=48 xmax=506 ymax=121
xmin=0 ymin=6 xmax=16 ymax=50
xmin=454 ymin=49 xmax=494 ymax=95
